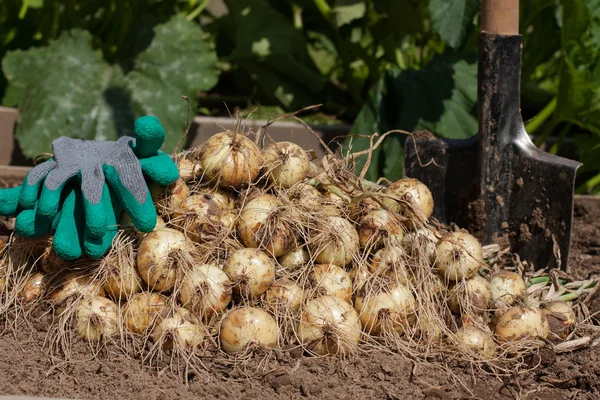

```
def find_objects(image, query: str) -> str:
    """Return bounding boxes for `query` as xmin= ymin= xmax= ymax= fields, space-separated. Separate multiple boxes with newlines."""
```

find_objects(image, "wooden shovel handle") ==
xmin=481 ymin=0 xmax=519 ymax=35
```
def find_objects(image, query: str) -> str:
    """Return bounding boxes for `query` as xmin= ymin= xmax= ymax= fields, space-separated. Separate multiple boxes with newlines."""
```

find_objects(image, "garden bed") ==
xmin=0 ymin=175 xmax=597 ymax=399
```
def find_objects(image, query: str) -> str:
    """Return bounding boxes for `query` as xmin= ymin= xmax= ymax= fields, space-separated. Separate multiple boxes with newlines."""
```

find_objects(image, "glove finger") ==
xmin=84 ymin=185 xmax=122 ymax=258
xmin=0 ymin=186 xmax=22 ymax=216
xmin=105 ymin=165 xmax=157 ymax=233
xmin=132 ymin=116 xmax=165 ymax=158
xmin=53 ymin=186 xmax=84 ymax=260
xmin=140 ymin=152 xmax=180 ymax=186
xmin=15 ymin=204 xmax=53 ymax=238
xmin=82 ymin=182 xmax=109 ymax=239
xmin=37 ymin=180 xmax=67 ymax=222
xmin=19 ymin=160 xmax=58 ymax=209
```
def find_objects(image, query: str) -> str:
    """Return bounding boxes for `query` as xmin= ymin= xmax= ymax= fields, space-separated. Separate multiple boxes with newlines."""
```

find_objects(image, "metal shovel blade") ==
xmin=404 ymin=33 xmax=581 ymax=271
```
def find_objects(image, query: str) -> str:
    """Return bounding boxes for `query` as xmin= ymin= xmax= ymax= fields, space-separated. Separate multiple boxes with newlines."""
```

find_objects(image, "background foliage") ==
xmin=1 ymin=0 xmax=600 ymax=193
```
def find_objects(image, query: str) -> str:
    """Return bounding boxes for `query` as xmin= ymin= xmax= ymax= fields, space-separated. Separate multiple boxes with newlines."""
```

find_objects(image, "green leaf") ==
xmin=126 ymin=15 xmax=220 ymax=151
xmin=2 ymin=29 xmax=134 ymax=158
xmin=223 ymin=0 xmax=326 ymax=110
xmin=348 ymin=54 xmax=478 ymax=180
xmin=430 ymin=0 xmax=479 ymax=49
xmin=332 ymin=0 xmax=367 ymax=27
xmin=554 ymin=0 xmax=600 ymax=134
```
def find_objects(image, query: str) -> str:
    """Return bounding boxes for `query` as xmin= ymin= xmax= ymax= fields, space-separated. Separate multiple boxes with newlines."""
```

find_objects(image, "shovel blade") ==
xmin=404 ymin=135 xmax=581 ymax=271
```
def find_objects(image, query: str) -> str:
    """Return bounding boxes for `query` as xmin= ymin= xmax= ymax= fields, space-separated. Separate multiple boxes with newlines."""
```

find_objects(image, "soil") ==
xmin=0 ymin=177 xmax=598 ymax=399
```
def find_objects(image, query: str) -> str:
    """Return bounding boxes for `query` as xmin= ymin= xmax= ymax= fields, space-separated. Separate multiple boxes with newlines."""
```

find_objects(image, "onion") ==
xmin=224 ymin=248 xmax=275 ymax=299
xmin=19 ymin=272 xmax=49 ymax=304
xmin=50 ymin=272 xmax=106 ymax=314
xmin=178 ymin=158 xmax=201 ymax=182
xmin=277 ymin=247 xmax=310 ymax=272
xmin=76 ymin=296 xmax=119 ymax=341
xmin=40 ymin=243 xmax=67 ymax=274
xmin=489 ymin=271 xmax=526 ymax=306
xmin=287 ymin=183 xmax=322 ymax=212
xmin=402 ymin=228 xmax=438 ymax=263
xmin=151 ymin=307 xmax=205 ymax=350
xmin=137 ymin=228 xmax=192 ymax=292
xmin=198 ymin=131 xmax=263 ymax=188
xmin=354 ymin=283 xmax=416 ymax=336
xmin=171 ymin=194 xmax=224 ymax=242
xmin=238 ymin=194 xmax=296 ymax=257
xmin=193 ymin=188 xmax=236 ymax=230
xmin=122 ymin=292 xmax=168 ymax=334
xmin=263 ymin=141 xmax=310 ymax=188
xmin=264 ymin=279 xmax=303 ymax=311
xmin=150 ymin=178 xmax=190 ymax=215
xmin=385 ymin=178 xmax=434 ymax=226
xmin=348 ymin=196 xmax=382 ymax=221
xmin=447 ymin=275 xmax=491 ymax=315
xmin=178 ymin=263 xmax=232 ymax=321
xmin=349 ymin=264 xmax=371 ymax=293
xmin=120 ymin=213 xmax=167 ymax=241
xmin=309 ymin=264 xmax=352 ymax=303
xmin=369 ymin=246 xmax=411 ymax=283
xmin=322 ymin=190 xmax=347 ymax=216
xmin=452 ymin=326 xmax=495 ymax=358
xmin=417 ymin=316 xmax=443 ymax=342
xmin=494 ymin=306 xmax=549 ymax=341
xmin=298 ymin=296 xmax=362 ymax=355
xmin=541 ymin=301 xmax=576 ymax=340
xmin=358 ymin=210 xmax=404 ymax=249
xmin=219 ymin=307 xmax=278 ymax=354
xmin=435 ymin=232 xmax=483 ymax=281
xmin=312 ymin=216 xmax=359 ymax=266
xmin=101 ymin=241 xmax=142 ymax=301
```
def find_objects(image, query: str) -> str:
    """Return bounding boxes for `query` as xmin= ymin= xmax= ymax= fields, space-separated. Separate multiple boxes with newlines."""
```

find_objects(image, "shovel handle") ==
xmin=481 ymin=0 xmax=519 ymax=35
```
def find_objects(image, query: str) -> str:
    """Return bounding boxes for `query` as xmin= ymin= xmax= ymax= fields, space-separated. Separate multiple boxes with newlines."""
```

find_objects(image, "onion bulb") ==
xmin=435 ymin=232 xmax=483 ymax=281
xmin=178 ymin=263 xmax=232 ymax=321
xmin=287 ymin=183 xmax=322 ymax=212
xmin=264 ymin=279 xmax=303 ymax=311
xmin=171 ymin=194 xmax=224 ymax=242
xmin=77 ymin=296 xmax=119 ymax=341
xmin=151 ymin=307 xmax=205 ymax=350
xmin=298 ymin=296 xmax=362 ymax=356
xmin=263 ymin=141 xmax=310 ymax=188
xmin=452 ymin=326 xmax=495 ymax=358
xmin=369 ymin=246 xmax=411 ymax=283
xmin=219 ymin=307 xmax=278 ymax=354
xmin=447 ymin=275 xmax=491 ymax=315
xmin=358 ymin=210 xmax=404 ymax=249
xmin=122 ymin=292 xmax=168 ymax=334
xmin=177 ymin=158 xmax=201 ymax=182
xmin=198 ymin=131 xmax=263 ymax=188
xmin=238 ymin=194 xmax=296 ymax=257
xmin=277 ymin=247 xmax=310 ymax=272
xmin=195 ymin=188 xmax=236 ymax=210
xmin=50 ymin=272 xmax=106 ymax=314
xmin=541 ymin=301 xmax=576 ymax=340
xmin=309 ymin=264 xmax=352 ymax=302
xmin=494 ymin=306 xmax=549 ymax=341
xmin=102 ymin=246 xmax=142 ymax=301
xmin=120 ymin=213 xmax=167 ymax=241
xmin=354 ymin=284 xmax=416 ymax=336
xmin=137 ymin=228 xmax=191 ymax=292
xmin=385 ymin=178 xmax=434 ymax=226
xmin=150 ymin=178 xmax=190 ymax=215
xmin=20 ymin=272 xmax=49 ymax=304
xmin=312 ymin=216 xmax=359 ymax=266
xmin=402 ymin=228 xmax=438 ymax=263
xmin=349 ymin=264 xmax=371 ymax=293
xmin=489 ymin=271 xmax=526 ymax=306
xmin=224 ymin=248 xmax=275 ymax=299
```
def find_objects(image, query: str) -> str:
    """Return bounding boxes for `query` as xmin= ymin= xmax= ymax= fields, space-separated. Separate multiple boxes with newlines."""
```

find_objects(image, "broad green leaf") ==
xmin=348 ymin=55 xmax=478 ymax=180
xmin=430 ymin=0 xmax=479 ymax=49
xmin=223 ymin=0 xmax=326 ymax=110
xmin=2 ymin=29 xmax=133 ymax=157
xmin=126 ymin=15 xmax=220 ymax=151
xmin=554 ymin=0 xmax=600 ymax=135
xmin=333 ymin=0 xmax=367 ymax=27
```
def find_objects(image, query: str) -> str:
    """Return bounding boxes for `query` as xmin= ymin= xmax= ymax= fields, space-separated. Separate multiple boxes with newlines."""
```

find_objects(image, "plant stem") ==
xmin=526 ymin=97 xmax=557 ymax=136
xmin=187 ymin=0 xmax=210 ymax=21
xmin=576 ymin=172 xmax=600 ymax=194
xmin=528 ymin=276 xmax=568 ymax=286
xmin=292 ymin=3 xmax=303 ymax=29
xmin=550 ymin=123 xmax=572 ymax=155
xmin=313 ymin=0 xmax=332 ymax=19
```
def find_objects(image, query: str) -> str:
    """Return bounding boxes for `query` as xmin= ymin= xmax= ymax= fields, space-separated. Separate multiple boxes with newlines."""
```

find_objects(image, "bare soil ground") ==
xmin=0 ymin=176 xmax=598 ymax=400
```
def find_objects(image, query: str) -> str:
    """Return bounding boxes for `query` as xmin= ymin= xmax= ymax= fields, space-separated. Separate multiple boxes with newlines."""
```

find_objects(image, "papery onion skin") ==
xmin=219 ymin=307 xmax=278 ymax=354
